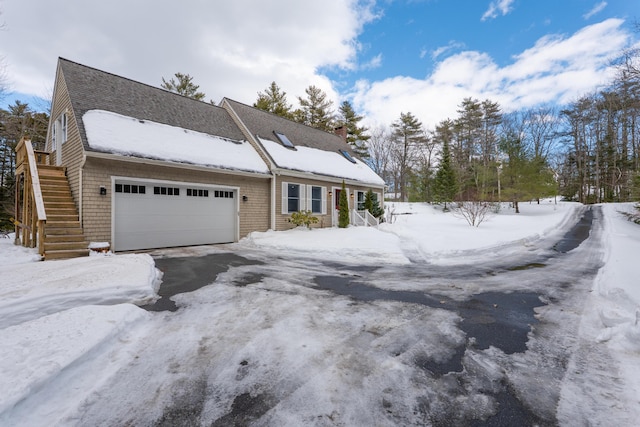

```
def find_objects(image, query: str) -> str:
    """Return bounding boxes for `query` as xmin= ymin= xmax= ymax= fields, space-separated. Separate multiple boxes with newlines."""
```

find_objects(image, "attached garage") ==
xmin=112 ymin=178 xmax=238 ymax=251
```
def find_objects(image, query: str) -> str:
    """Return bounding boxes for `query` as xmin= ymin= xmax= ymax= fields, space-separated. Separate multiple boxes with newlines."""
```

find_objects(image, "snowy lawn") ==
xmin=0 ymin=200 xmax=639 ymax=425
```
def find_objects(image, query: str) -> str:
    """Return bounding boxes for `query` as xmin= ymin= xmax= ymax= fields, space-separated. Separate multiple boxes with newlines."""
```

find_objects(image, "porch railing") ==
xmin=352 ymin=210 xmax=379 ymax=227
xmin=14 ymin=138 xmax=47 ymax=256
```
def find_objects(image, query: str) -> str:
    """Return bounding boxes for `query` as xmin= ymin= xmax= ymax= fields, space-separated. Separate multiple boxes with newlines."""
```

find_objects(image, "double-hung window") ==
xmin=282 ymin=183 xmax=304 ymax=213
xmin=282 ymin=182 xmax=326 ymax=214
xmin=356 ymin=191 xmax=366 ymax=210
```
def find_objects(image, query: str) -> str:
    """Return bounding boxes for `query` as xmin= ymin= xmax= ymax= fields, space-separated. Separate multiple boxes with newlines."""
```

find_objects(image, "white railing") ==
xmin=351 ymin=209 xmax=365 ymax=226
xmin=363 ymin=209 xmax=379 ymax=227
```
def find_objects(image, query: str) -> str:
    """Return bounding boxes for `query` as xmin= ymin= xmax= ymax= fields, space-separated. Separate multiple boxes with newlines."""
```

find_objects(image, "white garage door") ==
xmin=113 ymin=179 xmax=237 ymax=251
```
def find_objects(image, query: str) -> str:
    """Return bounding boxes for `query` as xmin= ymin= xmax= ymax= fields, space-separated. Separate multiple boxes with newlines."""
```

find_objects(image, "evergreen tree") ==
xmin=337 ymin=101 xmax=370 ymax=158
xmin=254 ymin=81 xmax=293 ymax=119
xmin=161 ymin=72 xmax=206 ymax=101
xmin=338 ymin=180 xmax=350 ymax=228
xmin=297 ymin=85 xmax=335 ymax=131
xmin=364 ymin=189 xmax=384 ymax=220
xmin=433 ymin=138 xmax=458 ymax=211
xmin=391 ymin=112 xmax=425 ymax=202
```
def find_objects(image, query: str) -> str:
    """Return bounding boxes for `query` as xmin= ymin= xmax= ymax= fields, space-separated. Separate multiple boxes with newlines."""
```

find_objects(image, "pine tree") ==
xmin=338 ymin=181 xmax=350 ymax=228
xmin=337 ymin=101 xmax=370 ymax=158
xmin=433 ymin=138 xmax=458 ymax=211
xmin=297 ymin=85 xmax=335 ymax=131
xmin=254 ymin=81 xmax=293 ymax=119
xmin=364 ymin=189 xmax=384 ymax=220
xmin=161 ymin=73 xmax=206 ymax=101
xmin=391 ymin=112 xmax=425 ymax=202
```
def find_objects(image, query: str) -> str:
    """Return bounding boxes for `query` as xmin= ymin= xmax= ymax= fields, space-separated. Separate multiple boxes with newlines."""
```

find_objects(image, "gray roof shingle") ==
xmin=58 ymin=58 xmax=246 ymax=153
xmin=222 ymin=98 xmax=355 ymax=156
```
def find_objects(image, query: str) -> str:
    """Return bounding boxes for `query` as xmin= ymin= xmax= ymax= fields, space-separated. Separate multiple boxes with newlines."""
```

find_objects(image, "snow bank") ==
xmin=243 ymin=225 xmax=410 ymax=265
xmin=0 ymin=253 xmax=161 ymax=329
xmin=244 ymin=200 xmax=580 ymax=265
xmin=0 ymin=234 xmax=42 ymax=265
xmin=0 ymin=304 xmax=150 ymax=416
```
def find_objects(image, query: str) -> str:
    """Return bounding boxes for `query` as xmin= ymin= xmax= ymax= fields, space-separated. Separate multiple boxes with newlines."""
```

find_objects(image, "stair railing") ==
xmin=14 ymin=138 xmax=47 ymax=256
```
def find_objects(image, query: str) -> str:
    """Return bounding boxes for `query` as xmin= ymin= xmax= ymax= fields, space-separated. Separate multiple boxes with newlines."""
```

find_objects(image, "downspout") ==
xmin=271 ymin=171 xmax=277 ymax=230
xmin=78 ymin=153 xmax=87 ymax=226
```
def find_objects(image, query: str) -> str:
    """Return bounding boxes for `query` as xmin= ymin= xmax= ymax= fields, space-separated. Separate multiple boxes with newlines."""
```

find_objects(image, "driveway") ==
xmin=76 ymin=207 xmax=603 ymax=426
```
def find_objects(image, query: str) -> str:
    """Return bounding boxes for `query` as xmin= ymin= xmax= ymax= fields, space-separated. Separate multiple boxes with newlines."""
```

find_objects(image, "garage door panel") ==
xmin=114 ymin=181 xmax=237 ymax=251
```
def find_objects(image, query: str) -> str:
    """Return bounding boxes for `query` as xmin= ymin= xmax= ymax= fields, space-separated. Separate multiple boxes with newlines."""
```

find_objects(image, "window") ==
xmin=356 ymin=191 xmax=365 ymax=210
xmin=115 ymin=184 xmax=146 ymax=194
xmin=274 ymin=131 xmax=295 ymax=149
xmin=187 ymin=188 xmax=210 ymax=197
xmin=214 ymin=190 xmax=233 ymax=198
xmin=51 ymin=123 xmax=57 ymax=151
xmin=340 ymin=149 xmax=357 ymax=164
xmin=287 ymin=183 xmax=300 ymax=213
xmin=310 ymin=186 xmax=323 ymax=214
xmin=154 ymin=186 xmax=180 ymax=196
xmin=60 ymin=113 xmax=67 ymax=144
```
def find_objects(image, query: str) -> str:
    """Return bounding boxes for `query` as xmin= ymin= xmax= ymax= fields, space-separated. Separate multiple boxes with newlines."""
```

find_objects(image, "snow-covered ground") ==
xmin=0 ymin=201 xmax=638 ymax=425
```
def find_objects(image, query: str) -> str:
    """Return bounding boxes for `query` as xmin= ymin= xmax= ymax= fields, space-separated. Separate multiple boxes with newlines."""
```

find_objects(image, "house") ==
xmin=17 ymin=58 xmax=385 ymax=257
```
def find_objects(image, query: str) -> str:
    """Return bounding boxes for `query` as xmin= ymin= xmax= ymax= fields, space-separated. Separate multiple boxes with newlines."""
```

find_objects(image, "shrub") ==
xmin=289 ymin=210 xmax=319 ymax=229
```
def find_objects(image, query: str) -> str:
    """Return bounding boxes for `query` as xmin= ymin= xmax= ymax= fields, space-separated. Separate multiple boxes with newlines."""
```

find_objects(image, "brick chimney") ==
xmin=334 ymin=125 xmax=347 ymax=142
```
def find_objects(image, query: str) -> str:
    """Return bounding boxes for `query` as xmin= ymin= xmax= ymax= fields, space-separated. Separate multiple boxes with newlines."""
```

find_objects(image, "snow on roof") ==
xmin=83 ymin=110 xmax=270 ymax=174
xmin=258 ymin=137 xmax=385 ymax=186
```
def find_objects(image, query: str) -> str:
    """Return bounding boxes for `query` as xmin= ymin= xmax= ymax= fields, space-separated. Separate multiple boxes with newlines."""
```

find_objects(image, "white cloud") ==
xmin=361 ymin=53 xmax=383 ymax=70
xmin=583 ymin=1 xmax=608 ymax=20
xmin=0 ymin=0 xmax=378 ymax=108
xmin=352 ymin=19 xmax=630 ymax=129
xmin=431 ymin=41 xmax=467 ymax=60
xmin=481 ymin=0 xmax=516 ymax=21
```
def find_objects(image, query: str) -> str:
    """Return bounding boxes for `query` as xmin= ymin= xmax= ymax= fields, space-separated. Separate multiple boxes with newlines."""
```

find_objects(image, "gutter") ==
xmin=84 ymin=151 xmax=271 ymax=179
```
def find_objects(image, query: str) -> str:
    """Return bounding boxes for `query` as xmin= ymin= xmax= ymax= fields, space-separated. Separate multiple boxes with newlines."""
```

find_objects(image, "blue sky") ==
xmin=1 ymin=0 xmax=638 ymax=128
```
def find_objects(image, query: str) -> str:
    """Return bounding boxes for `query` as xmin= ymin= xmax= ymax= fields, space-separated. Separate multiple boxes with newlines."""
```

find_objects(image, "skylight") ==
xmin=274 ymin=131 xmax=295 ymax=149
xmin=340 ymin=149 xmax=357 ymax=164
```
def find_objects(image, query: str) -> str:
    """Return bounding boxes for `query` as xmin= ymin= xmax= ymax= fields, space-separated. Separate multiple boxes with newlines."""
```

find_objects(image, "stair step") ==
xmin=44 ymin=241 xmax=88 ymax=251
xmin=46 ymin=227 xmax=84 ymax=236
xmin=46 ymin=234 xmax=87 ymax=243
xmin=47 ymin=216 xmax=80 ymax=223
xmin=46 ymin=220 xmax=81 ymax=228
xmin=39 ymin=174 xmax=67 ymax=181
xmin=44 ymin=207 xmax=77 ymax=215
xmin=44 ymin=249 xmax=90 ymax=261
xmin=38 ymin=165 xmax=66 ymax=173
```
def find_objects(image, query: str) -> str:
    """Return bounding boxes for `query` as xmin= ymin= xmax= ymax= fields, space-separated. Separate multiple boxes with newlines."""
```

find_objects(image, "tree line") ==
xmin=0 ymin=101 xmax=49 ymax=230
xmin=243 ymin=49 xmax=640 ymax=209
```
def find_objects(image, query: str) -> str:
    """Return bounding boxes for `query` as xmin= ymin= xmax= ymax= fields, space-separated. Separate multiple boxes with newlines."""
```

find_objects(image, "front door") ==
xmin=332 ymin=187 xmax=349 ymax=226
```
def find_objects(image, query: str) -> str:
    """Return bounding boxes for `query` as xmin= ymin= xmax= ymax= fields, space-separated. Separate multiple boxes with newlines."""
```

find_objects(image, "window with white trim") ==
xmin=281 ymin=182 xmax=306 ymax=214
xmin=60 ymin=113 xmax=67 ymax=144
xmin=356 ymin=190 xmax=366 ymax=210
xmin=51 ymin=122 xmax=57 ymax=151
xmin=307 ymin=185 xmax=327 ymax=214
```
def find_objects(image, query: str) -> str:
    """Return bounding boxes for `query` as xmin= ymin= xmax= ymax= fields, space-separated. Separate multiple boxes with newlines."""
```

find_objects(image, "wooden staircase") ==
xmin=38 ymin=165 xmax=89 ymax=260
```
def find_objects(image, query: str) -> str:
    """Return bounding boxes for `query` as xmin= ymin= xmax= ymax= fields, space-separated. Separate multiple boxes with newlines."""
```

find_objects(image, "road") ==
xmin=77 ymin=206 xmax=605 ymax=426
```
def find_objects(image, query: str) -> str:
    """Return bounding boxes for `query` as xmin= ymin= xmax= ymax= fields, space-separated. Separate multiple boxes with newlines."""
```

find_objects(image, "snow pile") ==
xmin=0 ymin=304 xmax=150 ymax=416
xmin=1 ymin=252 xmax=161 ymax=328
xmin=245 ymin=200 xmax=580 ymax=265
xmin=244 ymin=225 xmax=409 ymax=265
xmin=0 ymin=236 xmax=160 ymax=424
xmin=83 ymin=110 xmax=270 ymax=174
xmin=259 ymin=137 xmax=385 ymax=186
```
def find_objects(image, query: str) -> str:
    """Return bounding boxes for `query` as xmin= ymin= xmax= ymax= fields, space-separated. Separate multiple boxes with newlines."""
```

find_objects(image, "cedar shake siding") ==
xmin=81 ymin=157 xmax=270 ymax=244
xmin=275 ymin=174 xmax=382 ymax=231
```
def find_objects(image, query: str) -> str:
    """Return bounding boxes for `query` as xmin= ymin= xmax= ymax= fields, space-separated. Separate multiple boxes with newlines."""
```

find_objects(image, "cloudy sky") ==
xmin=0 ymin=0 xmax=637 ymax=129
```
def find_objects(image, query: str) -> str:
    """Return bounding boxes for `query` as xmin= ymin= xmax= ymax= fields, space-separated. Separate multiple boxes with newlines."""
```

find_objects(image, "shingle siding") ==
xmin=275 ymin=174 xmax=379 ymax=231
xmin=81 ymin=157 xmax=270 ymax=245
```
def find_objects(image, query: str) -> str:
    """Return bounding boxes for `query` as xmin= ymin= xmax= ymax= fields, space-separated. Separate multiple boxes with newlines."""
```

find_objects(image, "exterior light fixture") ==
xmin=242 ymin=195 xmax=248 ymax=202
xmin=99 ymin=186 xmax=107 ymax=196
